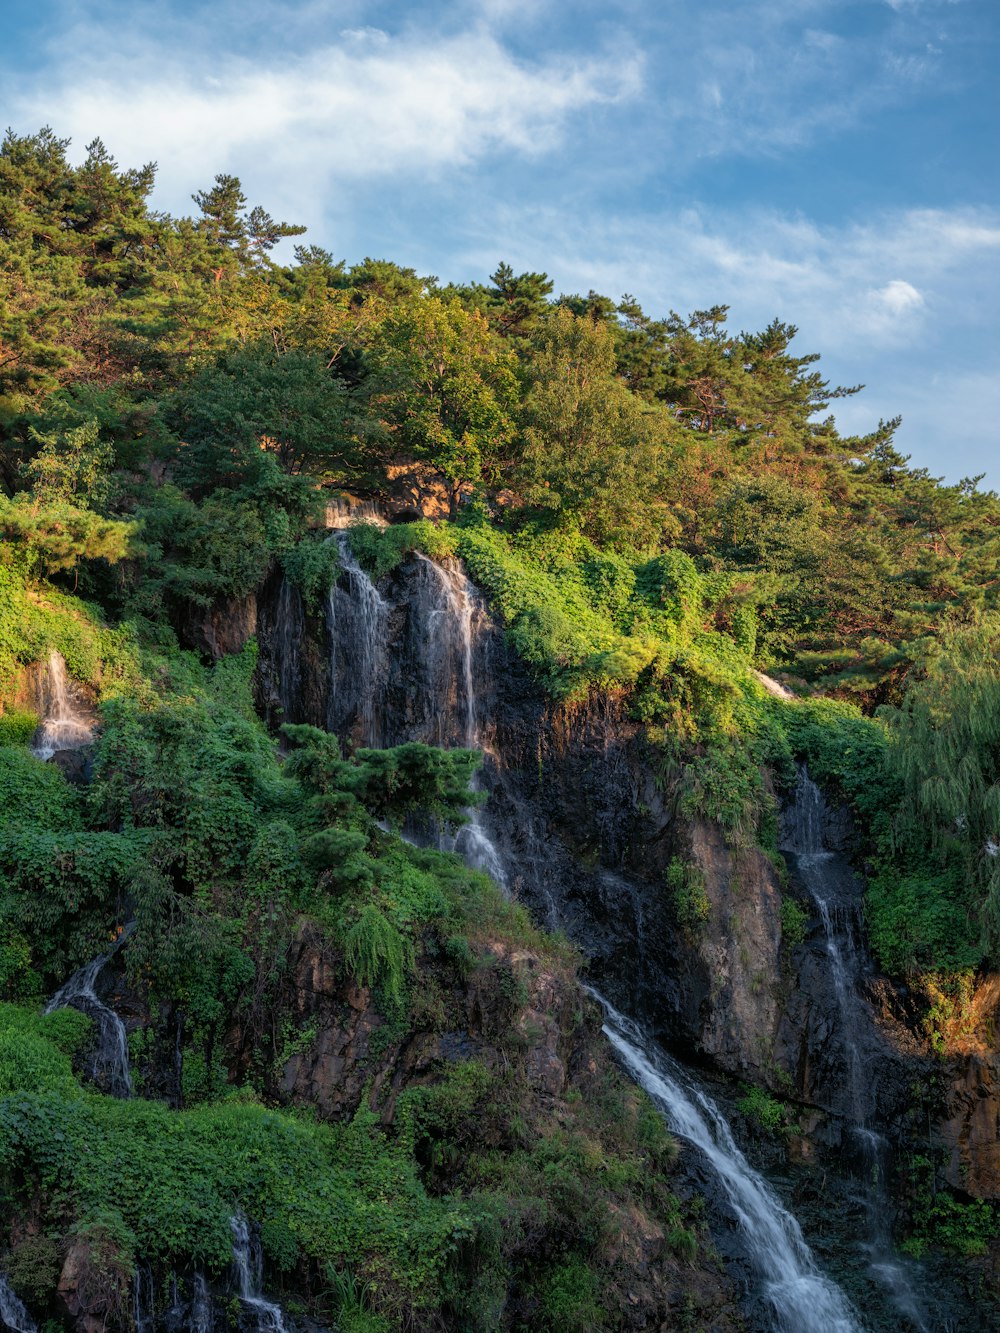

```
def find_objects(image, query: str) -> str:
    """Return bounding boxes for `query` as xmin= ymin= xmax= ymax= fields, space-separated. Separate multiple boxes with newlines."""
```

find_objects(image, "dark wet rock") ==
xmin=176 ymin=590 xmax=258 ymax=660
xmin=49 ymin=745 xmax=94 ymax=784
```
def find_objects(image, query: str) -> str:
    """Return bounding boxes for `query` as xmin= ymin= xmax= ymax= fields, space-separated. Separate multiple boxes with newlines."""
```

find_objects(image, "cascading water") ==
xmin=327 ymin=535 xmax=390 ymax=748
xmin=325 ymin=540 xmax=507 ymax=885
xmin=30 ymin=651 xmax=94 ymax=760
xmin=594 ymin=991 xmax=861 ymax=1333
xmin=230 ymin=1214 xmax=287 ymax=1332
xmin=132 ymin=1266 xmax=155 ymax=1333
xmin=273 ymin=577 xmax=305 ymax=726
xmin=162 ymin=1273 xmax=213 ymax=1333
xmin=0 ymin=1275 xmax=36 ymax=1333
xmin=782 ymin=767 xmax=929 ymax=1331
xmin=45 ymin=939 xmax=132 ymax=1098
xmin=410 ymin=553 xmax=507 ymax=887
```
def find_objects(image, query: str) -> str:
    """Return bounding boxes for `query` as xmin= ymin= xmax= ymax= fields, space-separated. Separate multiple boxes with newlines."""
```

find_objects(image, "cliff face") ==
xmin=218 ymin=923 xmax=746 ymax=1332
xmin=248 ymin=546 xmax=1000 ymax=1329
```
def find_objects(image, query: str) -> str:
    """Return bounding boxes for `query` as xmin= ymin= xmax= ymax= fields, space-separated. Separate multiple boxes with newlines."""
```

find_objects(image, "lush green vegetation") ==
xmin=3 ymin=124 xmax=1000 ymax=1322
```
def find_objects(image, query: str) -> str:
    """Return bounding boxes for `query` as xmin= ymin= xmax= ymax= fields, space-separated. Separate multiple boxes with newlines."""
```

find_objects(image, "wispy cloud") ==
xmin=7 ymin=7 xmax=642 ymax=217
xmin=636 ymin=0 xmax=961 ymax=159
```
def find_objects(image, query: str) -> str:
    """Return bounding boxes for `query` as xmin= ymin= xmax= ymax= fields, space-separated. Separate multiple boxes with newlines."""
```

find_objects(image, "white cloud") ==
xmin=874 ymin=279 xmax=924 ymax=314
xmin=7 ymin=16 xmax=642 ymax=220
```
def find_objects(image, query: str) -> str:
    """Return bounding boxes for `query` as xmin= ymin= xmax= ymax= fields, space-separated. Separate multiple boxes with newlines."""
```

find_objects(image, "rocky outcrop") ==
xmin=57 ymin=1237 xmax=127 ymax=1333
xmin=176 ymin=590 xmax=257 ymax=660
xmin=265 ymin=922 xmax=581 ymax=1120
xmin=940 ymin=1050 xmax=1000 ymax=1196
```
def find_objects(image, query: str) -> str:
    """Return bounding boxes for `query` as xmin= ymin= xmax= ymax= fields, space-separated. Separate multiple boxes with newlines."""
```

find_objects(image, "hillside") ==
xmin=2 ymin=129 xmax=999 ymax=1331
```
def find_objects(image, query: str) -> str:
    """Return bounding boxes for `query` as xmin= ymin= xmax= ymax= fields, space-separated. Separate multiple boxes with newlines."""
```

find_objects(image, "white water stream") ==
xmin=327 ymin=534 xmax=391 ymax=748
xmin=411 ymin=552 xmax=508 ymax=888
xmin=594 ymin=991 xmax=861 ymax=1333
xmin=31 ymin=651 xmax=94 ymax=759
xmin=783 ymin=768 xmax=930 ymax=1331
xmin=0 ymin=1275 xmax=36 ymax=1333
xmin=45 ymin=940 xmax=132 ymax=1098
xmin=231 ymin=1214 xmax=287 ymax=1332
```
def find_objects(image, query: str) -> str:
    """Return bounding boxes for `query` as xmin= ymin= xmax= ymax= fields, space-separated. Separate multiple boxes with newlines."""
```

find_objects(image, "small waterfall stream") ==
xmin=30 ymin=651 xmax=94 ymax=760
xmin=0 ymin=1275 xmax=36 ymax=1333
xmin=595 ymin=991 xmax=861 ymax=1333
xmin=782 ymin=767 xmax=930 ymax=1331
xmin=230 ymin=1214 xmax=287 ymax=1332
xmin=45 ymin=940 xmax=132 ymax=1098
xmin=326 ymin=539 xmax=507 ymax=884
xmin=410 ymin=552 xmax=508 ymax=887
xmin=327 ymin=535 xmax=390 ymax=747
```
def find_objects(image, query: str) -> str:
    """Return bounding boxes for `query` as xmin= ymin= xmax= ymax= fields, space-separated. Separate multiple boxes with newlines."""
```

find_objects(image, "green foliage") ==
xmin=0 ymin=564 xmax=141 ymax=698
xmin=902 ymin=1156 xmax=997 ymax=1258
xmin=131 ymin=485 xmax=274 ymax=613
xmin=881 ymin=618 xmax=1000 ymax=953
xmin=0 ymin=1009 xmax=470 ymax=1303
xmin=3 ymin=1235 xmax=60 ymax=1307
xmin=536 ymin=1255 xmax=602 ymax=1333
xmin=866 ymin=868 xmax=983 ymax=977
xmin=0 ymin=708 xmax=38 ymax=745
xmin=347 ymin=520 xmax=458 ymax=580
xmin=281 ymin=533 xmax=341 ymax=612
xmin=341 ymin=904 xmax=414 ymax=1003
xmin=737 ymin=1084 xmax=787 ymax=1134
xmin=169 ymin=343 xmax=356 ymax=497
xmin=781 ymin=697 xmax=890 ymax=829
xmin=779 ymin=895 xmax=808 ymax=951
xmin=667 ymin=858 xmax=710 ymax=932
xmin=0 ymin=744 xmax=82 ymax=830
xmin=366 ymin=297 xmax=518 ymax=502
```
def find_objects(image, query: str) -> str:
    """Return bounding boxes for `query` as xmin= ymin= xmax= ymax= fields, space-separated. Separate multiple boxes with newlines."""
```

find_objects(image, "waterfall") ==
xmin=0 ymin=1275 xmax=36 ymax=1333
xmin=782 ymin=767 xmax=930 ymax=1331
xmin=594 ymin=992 xmax=861 ymax=1333
xmin=132 ymin=1265 xmax=155 ymax=1333
xmin=410 ymin=553 xmax=507 ymax=888
xmin=325 ymin=542 xmax=507 ymax=886
xmin=45 ymin=940 xmax=132 ymax=1098
xmin=274 ymin=578 xmax=305 ymax=725
xmin=162 ymin=1273 xmax=213 ymax=1333
xmin=753 ymin=670 xmax=796 ymax=701
xmin=31 ymin=651 xmax=94 ymax=760
xmin=327 ymin=535 xmax=390 ymax=748
xmin=230 ymin=1214 xmax=287 ymax=1332
xmin=297 ymin=545 xmax=901 ymax=1325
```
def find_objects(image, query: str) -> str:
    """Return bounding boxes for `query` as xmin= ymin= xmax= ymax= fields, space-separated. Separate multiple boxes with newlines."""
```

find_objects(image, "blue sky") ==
xmin=3 ymin=0 xmax=998 ymax=483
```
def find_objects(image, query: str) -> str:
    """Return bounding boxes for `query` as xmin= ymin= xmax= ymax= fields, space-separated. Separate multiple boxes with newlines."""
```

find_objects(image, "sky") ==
xmin=2 ymin=0 xmax=999 ymax=483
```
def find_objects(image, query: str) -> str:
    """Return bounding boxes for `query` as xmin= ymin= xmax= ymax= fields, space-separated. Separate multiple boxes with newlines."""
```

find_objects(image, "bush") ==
xmin=667 ymin=858 xmax=710 ymax=932
xmin=779 ymin=895 xmax=808 ymax=950
xmin=0 ymin=709 xmax=38 ymax=746
xmin=348 ymin=521 xmax=458 ymax=580
xmin=737 ymin=1084 xmax=786 ymax=1134
xmin=537 ymin=1255 xmax=603 ymax=1333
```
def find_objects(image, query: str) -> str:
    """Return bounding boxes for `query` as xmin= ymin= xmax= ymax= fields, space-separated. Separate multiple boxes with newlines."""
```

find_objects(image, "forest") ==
xmin=1 ymin=127 xmax=999 ymax=1331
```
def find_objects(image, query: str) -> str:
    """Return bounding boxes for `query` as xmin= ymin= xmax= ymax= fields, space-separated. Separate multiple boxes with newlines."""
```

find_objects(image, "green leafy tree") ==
xmin=367 ymin=297 xmax=518 ymax=511
xmin=514 ymin=307 xmax=674 ymax=548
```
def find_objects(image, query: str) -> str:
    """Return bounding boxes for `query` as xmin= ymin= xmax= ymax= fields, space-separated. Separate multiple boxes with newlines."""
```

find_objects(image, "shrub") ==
xmin=779 ymin=896 xmax=808 ymax=951
xmin=537 ymin=1256 xmax=602 ymax=1333
xmin=0 ymin=709 xmax=38 ymax=746
xmin=737 ymin=1084 xmax=786 ymax=1134
xmin=667 ymin=858 xmax=710 ymax=932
